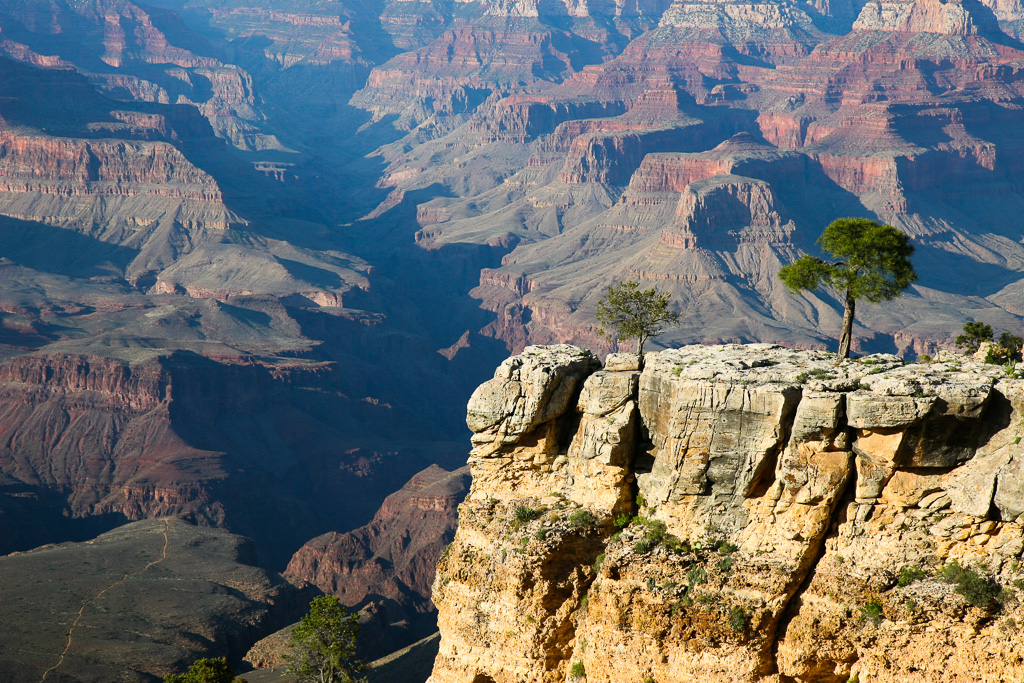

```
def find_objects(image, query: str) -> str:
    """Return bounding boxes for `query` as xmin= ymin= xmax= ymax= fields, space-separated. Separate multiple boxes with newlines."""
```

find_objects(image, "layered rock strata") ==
xmin=431 ymin=344 xmax=1024 ymax=683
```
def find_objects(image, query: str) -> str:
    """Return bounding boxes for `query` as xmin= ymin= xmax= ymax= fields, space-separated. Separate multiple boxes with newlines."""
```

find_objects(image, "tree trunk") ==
xmin=838 ymin=289 xmax=855 ymax=359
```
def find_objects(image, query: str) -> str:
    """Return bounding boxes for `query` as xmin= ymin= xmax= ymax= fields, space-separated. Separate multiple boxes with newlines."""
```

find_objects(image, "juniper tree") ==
xmin=285 ymin=596 xmax=364 ymax=683
xmin=595 ymin=280 xmax=680 ymax=365
xmin=779 ymin=218 xmax=917 ymax=358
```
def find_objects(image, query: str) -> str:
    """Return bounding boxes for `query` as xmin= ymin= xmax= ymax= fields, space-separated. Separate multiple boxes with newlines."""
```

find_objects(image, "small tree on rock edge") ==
xmin=595 ymin=280 xmax=680 ymax=366
xmin=284 ymin=596 xmax=365 ymax=683
xmin=779 ymin=218 xmax=917 ymax=359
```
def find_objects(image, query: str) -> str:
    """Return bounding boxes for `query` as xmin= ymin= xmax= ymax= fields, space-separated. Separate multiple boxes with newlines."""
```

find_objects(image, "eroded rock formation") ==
xmin=431 ymin=344 xmax=1024 ymax=683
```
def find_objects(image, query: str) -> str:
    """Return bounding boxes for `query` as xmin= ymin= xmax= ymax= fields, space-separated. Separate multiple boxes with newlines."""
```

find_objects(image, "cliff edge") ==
xmin=430 ymin=344 xmax=1024 ymax=683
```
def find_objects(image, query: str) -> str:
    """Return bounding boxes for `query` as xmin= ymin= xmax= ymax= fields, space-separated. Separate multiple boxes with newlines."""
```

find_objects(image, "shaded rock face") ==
xmin=431 ymin=344 xmax=1024 ymax=683
xmin=0 ymin=351 xmax=466 ymax=569
xmin=284 ymin=465 xmax=470 ymax=657
xmin=0 ymin=517 xmax=310 ymax=683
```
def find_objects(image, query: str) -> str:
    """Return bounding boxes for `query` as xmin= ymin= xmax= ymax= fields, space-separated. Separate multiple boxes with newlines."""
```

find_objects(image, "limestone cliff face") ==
xmin=431 ymin=344 xmax=1024 ymax=683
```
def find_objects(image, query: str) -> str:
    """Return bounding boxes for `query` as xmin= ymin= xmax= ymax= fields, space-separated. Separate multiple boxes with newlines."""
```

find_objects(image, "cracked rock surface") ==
xmin=431 ymin=344 xmax=1024 ymax=683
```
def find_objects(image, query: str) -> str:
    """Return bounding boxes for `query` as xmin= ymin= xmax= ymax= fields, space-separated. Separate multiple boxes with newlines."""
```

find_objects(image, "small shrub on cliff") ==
xmin=896 ymin=564 xmax=926 ymax=588
xmin=614 ymin=512 xmax=632 ymax=528
xmin=569 ymin=661 xmax=586 ymax=679
xmin=728 ymin=606 xmax=749 ymax=632
xmin=687 ymin=567 xmax=707 ymax=586
xmin=717 ymin=541 xmax=738 ymax=555
xmin=860 ymin=601 xmax=884 ymax=626
xmin=718 ymin=556 xmax=735 ymax=574
xmin=940 ymin=561 xmax=1003 ymax=609
xmin=663 ymin=536 xmax=690 ymax=554
xmin=633 ymin=538 xmax=654 ymax=554
xmin=569 ymin=509 xmax=597 ymax=530
xmin=513 ymin=505 xmax=541 ymax=528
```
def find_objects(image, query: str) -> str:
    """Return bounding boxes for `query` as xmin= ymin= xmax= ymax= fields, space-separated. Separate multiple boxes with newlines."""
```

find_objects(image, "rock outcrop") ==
xmin=430 ymin=344 xmax=1024 ymax=683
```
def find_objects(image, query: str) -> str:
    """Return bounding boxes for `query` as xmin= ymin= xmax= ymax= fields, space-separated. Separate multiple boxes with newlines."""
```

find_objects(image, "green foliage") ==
xmin=918 ymin=353 xmax=932 ymax=363
xmin=663 ymin=536 xmax=690 ymax=554
xmin=896 ymin=565 xmax=926 ymax=588
xmin=860 ymin=601 xmax=884 ymax=626
xmin=956 ymin=322 xmax=994 ymax=354
xmin=717 ymin=542 xmax=738 ymax=556
xmin=592 ymin=553 xmax=606 ymax=573
xmin=633 ymin=538 xmax=653 ymax=554
xmin=164 ymin=658 xmax=243 ymax=683
xmin=986 ymin=332 xmax=1024 ymax=366
xmin=728 ymin=606 xmax=749 ymax=632
xmin=687 ymin=567 xmax=707 ymax=586
xmin=940 ymin=562 xmax=1003 ymax=609
xmin=779 ymin=218 xmax=917 ymax=358
xmin=570 ymin=661 xmax=587 ymax=679
xmin=595 ymin=281 xmax=681 ymax=361
xmin=513 ymin=505 xmax=541 ymax=528
xmin=569 ymin=509 xmax=597 ymax=530
xmin=285 ymin=596 xmax=365 ymax=683
xmin=718 ymin=556 xmax=734 ymax=574
xmin=614 ymin=513 xmax=632 ymax=528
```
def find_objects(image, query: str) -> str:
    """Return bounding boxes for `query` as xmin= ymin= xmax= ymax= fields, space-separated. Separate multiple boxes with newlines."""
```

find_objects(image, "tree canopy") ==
xmin=595 ymin=280 xmax=680 ymax=364
xmin=285 ymin=596 xmax=364 ymax=683
xmin=779 ymin=218 xmax=917 ymax=358
xmin=163 ymin=657 xmax=243 ymax=683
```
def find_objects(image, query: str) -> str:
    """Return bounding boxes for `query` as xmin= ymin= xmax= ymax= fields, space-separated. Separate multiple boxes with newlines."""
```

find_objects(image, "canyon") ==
xmin=431 ymin=343 xmax=1024 ymax=682
xmin=1 ymin=0 xmax=1024 ymax=677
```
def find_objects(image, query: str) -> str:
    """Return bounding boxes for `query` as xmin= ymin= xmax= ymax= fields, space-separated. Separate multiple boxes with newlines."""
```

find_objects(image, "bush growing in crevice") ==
xmin=940 ymin=561 xmax=1004 ymax=610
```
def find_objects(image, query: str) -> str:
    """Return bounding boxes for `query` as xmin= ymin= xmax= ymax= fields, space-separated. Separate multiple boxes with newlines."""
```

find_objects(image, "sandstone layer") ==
xmin=430 ymin=344 xmax=1024 ymax=683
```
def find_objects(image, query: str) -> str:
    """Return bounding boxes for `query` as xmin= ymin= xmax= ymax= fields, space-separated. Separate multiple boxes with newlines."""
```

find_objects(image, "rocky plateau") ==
xmin=430 ymin=344 xmax=1024 ymax=683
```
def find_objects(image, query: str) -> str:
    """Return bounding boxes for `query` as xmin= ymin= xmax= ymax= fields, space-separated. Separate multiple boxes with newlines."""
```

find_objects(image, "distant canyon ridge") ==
xmin=0 ymin=0 xmax=1023 ymax=650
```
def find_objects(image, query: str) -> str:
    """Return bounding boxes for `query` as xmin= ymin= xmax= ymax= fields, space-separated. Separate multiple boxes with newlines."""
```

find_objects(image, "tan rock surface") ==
xmin=431 ymin=344 xmax=1024 ymax=683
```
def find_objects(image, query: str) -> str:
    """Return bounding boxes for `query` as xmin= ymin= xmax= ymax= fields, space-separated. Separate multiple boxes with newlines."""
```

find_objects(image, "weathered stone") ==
xmin=604 ymin=353 xmax=640 ymax=372
xmin=434 ymin=346 xmax=1024 ymax=683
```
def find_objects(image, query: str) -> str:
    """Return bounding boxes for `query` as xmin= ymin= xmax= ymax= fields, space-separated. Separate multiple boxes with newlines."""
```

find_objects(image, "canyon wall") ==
xmin=430 ymin=344 xmax=1024 ymax=683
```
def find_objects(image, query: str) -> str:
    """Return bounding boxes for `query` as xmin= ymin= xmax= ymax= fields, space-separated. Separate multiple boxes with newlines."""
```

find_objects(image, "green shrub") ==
xmin=570 ymin=661 xmax=586 ymax=679
xmin=614 ymin=513 xmax=632 ymax=528
xmin=569 ymin=509 xmax=597 ymax=530
xmin=860 ymin=601 xmax=884 ymax=626
xmin=634 ymin=539 xmax=653 ymax=554
xmin=941 ymin=561 xmax=1003 ymax=609
xmin=728 ymin=606 xmax=749 ymax=632
xmin=663 ymin=536 xmax=690 ymax=554
xmin=513 ymin=505 xmax=540 ymax=527
xmin=687 ymin=567 xmax=707 ymax=586
xmin=896 ymin=565 xmax=926 ymax=587
xmin=717 ymin=541 xmax=738 ymax=555
xmin=956 ymin=321 xmax=994 ymax=354
xmin=718 ymin=556 xmax=734 ymax=574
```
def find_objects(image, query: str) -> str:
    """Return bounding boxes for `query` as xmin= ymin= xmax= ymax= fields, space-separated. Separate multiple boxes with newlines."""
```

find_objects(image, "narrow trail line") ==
xmin=40 ymin=519 xmax=172 ymax=682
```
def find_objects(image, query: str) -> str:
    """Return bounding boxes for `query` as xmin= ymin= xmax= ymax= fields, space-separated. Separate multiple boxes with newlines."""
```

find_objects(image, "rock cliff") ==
xmin=430 ymin=344 xmax=1024 ymax=683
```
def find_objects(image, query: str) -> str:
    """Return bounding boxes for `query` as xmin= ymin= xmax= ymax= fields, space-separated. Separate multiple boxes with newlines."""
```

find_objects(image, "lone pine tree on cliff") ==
xmin=779 ymin=218 xmax=917 ymax=359
xmin=596 ymin=280 xmax=680 ymax=366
